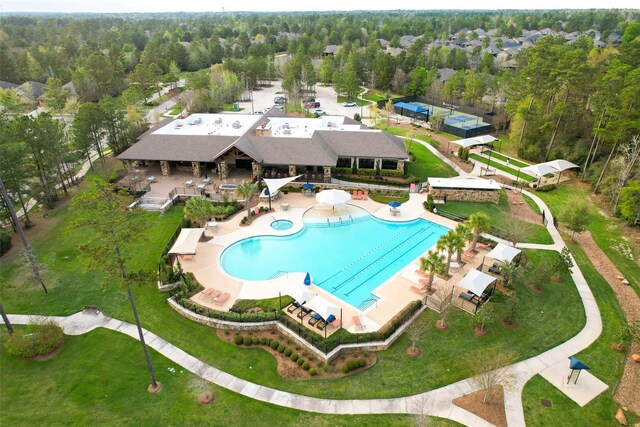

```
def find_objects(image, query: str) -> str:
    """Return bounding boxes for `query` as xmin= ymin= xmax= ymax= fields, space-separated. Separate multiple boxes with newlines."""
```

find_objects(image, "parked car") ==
xmin=274 ymin=96 xmax=287 ymax=104
xmin=304 ymin=97 xmax=316 ymax=103
xmin=344 ymin=101 xmax=357 ymax=107
xmin=305 ymin=101 xmax=321 ymax=109
xmin=312 ymin=109 xmax=325 ymax=116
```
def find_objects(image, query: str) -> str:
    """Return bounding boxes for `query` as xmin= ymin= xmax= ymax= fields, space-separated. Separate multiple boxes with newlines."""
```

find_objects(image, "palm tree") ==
xmin=499 ymin=261 xmax=520 ymax=288
xmin=419 ymin=251 xmax=446 ymax=290
xmin=183 ymin=196 xmax=214 ymax=227
xmin=436 ymin=230 xmax=458 ymax=277
xmin=236 ymin=180 xmax=258 ymax=219
xmin=466 ymin=213 xmax=491 ymax=252
xmin=453 ymin=223 xmax=472 ymax=263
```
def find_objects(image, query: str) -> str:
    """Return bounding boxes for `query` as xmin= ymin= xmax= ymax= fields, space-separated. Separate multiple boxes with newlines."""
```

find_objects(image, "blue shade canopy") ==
xmin=304 ymin=272 xmax=311 ymax=286
xmin=388 ymin=201 xmax=402 ymax=208
xmin=393 ymin=102 xmax=426 ymax=113
xmin=569 ymin=355 xmax=590 ymax=370
xmin=302 ymin=183 xmax=314 ymax=189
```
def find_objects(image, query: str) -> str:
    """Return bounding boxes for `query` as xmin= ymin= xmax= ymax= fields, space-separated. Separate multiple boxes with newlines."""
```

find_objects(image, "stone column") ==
xmin=160 ymin=161 xmax=170 ymax=176
xmin=288 ymin=165 xmax=297 ymax=177
xmin=191 ymin=162 xmax=201 ymax=177
xmin=323 ymin=166 xmax=332 ymax=183
xmin=219 ymin=160 xmax=228 ymax=180
xmin=252 ymin=161 xmax=262 ymax=179
xmin=396 ymin=159 xmax=405 ymax=172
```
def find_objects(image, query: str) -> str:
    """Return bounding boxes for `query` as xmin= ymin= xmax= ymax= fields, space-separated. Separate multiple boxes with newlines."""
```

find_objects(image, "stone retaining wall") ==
xmin=168 ymin=298 xmax=427 ymax=363
xmin=430 ymin=188 xmax=499 ymax=203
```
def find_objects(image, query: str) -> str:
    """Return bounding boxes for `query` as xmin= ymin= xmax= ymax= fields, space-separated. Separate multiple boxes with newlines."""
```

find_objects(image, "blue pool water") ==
xmin=220 ymin=215 xmax=448 ymax=310
xmin=271 ymin=220 xmax=293 ymax=231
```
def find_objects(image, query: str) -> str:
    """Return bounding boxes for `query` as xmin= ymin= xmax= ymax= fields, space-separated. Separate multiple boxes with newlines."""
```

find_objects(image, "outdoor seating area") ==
xmin=196 ymin=288 xmax=230 ymax=305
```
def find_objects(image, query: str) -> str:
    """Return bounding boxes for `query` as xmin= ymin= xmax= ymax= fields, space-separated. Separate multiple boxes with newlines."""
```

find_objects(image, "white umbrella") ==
xmin=315 ymin=189 xmax=351 ymax=208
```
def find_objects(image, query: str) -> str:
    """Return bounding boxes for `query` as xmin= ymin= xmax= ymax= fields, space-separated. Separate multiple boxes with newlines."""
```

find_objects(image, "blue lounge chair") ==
xmin=308 ymin=313 xmax=322 ymax=326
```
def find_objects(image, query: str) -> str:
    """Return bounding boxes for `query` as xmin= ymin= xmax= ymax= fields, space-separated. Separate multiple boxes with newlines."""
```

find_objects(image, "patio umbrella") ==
xmin=303 ymin=272 xmax=312 ymax=286
xmin=302 ymin=183 xmax=314 ymax=189
xmin=287 ymin=283 xmax=315 ymax=305
xmin=315 ymin=189 xmax=351 ymax=208
xmin=567 ymin=355 xmax=590 ymax=384
xmin=388 ymin=201 xmax=402 ymax=208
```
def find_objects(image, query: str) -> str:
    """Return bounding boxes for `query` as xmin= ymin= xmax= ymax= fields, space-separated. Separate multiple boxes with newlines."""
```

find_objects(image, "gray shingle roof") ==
xmin=0 ymin=80 xmax=18 ymax=90
xmin=315 ymin=130 xmax=406 ymax=159
xmin=117 ymin=134 xmax=237 ymax=162
xmin=238 ymin=135 xmax=337 ymax=166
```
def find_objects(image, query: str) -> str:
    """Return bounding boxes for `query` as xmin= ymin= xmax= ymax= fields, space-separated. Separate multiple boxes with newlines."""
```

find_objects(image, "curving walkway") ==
xmin=2 ymin=189 xmax=603 ymax=427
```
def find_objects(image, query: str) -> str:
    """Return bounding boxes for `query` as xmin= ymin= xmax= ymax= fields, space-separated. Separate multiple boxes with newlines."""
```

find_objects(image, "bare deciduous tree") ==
xmin=468 ymin=347 xmax=517 ymax=403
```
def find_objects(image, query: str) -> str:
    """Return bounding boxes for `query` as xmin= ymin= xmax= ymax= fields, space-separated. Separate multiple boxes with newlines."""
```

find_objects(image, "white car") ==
xmin=344 ymin=101 xmax=357 ymax=107
xmin=312 ymin=109 xmax=325 ymax=115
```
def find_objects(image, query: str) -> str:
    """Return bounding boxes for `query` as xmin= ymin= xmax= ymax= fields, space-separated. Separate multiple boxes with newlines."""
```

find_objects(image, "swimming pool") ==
xmin=270 ymin=219 xmax=293 ymax=231
xmin=220 ymin=213 xmax=448 ymax=311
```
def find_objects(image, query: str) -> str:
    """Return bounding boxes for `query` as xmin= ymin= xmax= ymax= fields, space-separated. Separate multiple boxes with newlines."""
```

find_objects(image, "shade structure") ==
xmin=486 ymin=242 xmax=522 ymax=263
xmin=453 ymin=135 xmax=499 ymax=148
xmin=393 ymin=102 xmax=426 ymax=113
xmin=388 ymin=201 xmax=402 ymax=208
xmin=304 ymin=295 xmax=339 ymax=321
xmin=458 ymin=269 xmax=497 ymax=296
xmin=547 ymin=159 xmax=579 ymax=172
xmin=315 ymin=189 xmax=351 ymax=207
xmin=569 ymin=355 xmax=590 ymax=370
xmin=521 ymin=163 xmax=560 ymax=178
xmin=263 ymin=175 xmax=302 ymax=196
xmin=302 ymin=183 xmax=314 ymax=189
xmin=286 ymin=283 xmax=316 ymax=306
xmin=168 ymin=228 xmax=205 ymax=255
xmin=303 ymin=272 xmax=312 ymax=286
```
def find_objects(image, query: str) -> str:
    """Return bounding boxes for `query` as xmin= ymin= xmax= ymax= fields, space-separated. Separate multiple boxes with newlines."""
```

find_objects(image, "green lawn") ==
xmin=369 ymin=193 xmax=410 ymax=205
xmin=405 ymin=140 xmax=458 ymax=180
xmin=162 ymin=103 xmax=183 ymax=117
xmin=442 ymin=192 xmax=553 ymax=245
xmin=0 ymin=328 xmax=459 ymax=427
xmin=0 ymin=190 xmax=582 ymax=402
xmin=469 ymin=154 xmax=537 ymax=182
xmin=522 ymin=243 xmax=638 ymax=426
xmin=523 ymin=194 xmax=543 ymax=215
xmin=533 ymin=178 xmax=640 ymax=296
xmin=483 ymin=150 xmax=530 ymax=168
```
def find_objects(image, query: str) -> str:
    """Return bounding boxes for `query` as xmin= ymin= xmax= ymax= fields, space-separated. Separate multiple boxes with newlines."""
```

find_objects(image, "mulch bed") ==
xmin=216 ymin=329 xmax=377 ymax=379
xmin=473 ymin=326 xmax=488 ymax=337
xmin=453 ymin=385 xmax=506 ymax=427
xmin=29 ymin=337 xmax=65 ymax=362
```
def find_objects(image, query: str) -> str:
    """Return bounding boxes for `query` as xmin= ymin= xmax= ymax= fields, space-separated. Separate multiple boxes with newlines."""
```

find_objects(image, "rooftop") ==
xmin=153 ymin=113 xmax=263 ymax=137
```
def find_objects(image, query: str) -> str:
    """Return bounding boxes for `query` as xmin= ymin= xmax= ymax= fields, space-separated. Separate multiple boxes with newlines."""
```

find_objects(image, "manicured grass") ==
xmin=523 ymin=194 xmax=543 ymax=215
xmin=533 ymin=178 xmax=640 ymax=296
xmin=405 ymin=140 xmax=458 ymax=180
xmin=469 ymin=154 xmax=537 ymax=181
xmin=0 ymin=180 xmax=584 ymax=401
xmin=337 ymin=95 xmax=369 ymax=106
xmin=0 ymin=328 xmax=459 ymax=427
xmin=162 ymin=103 xmax=183 ymax=117
xmin=443 ymin=193 xmax=553 ymax=245
xmin=484 ymin=150 xmax=530 ymax=168
xmin=369 ymin=193 xmax=410 ymax=205
xmin=522 ymin=242 xmax=637 ymax=426
xmin=231 ymin=296 xmax=294 ymax=313
xmin=223 ymin=103 xmax=245 ymax=112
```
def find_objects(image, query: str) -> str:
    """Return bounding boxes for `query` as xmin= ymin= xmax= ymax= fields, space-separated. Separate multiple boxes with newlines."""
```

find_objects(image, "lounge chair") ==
xmin=418 ymin=278 xmax=437 ymax=287
xmin=363 ymin=190 xmax=369 ymax=200
xmin=459 ymin=292 xmax=474 ymax=302
xmin=415 ymin=269 xmax=431 ymax=279
xmin=308 ymin=313 xmax=321 ymax=326
xmin=330 ymin=318 xmax=342 ymax=328
xmin=297 ymin=307 xmax=311 ymax=319
xmin=207 ymin=289 xmax=222 ymax=301
xmin=198 ymin=288 xmax=213 ymax=300
xmin=287 ymin=302 xmax=301 ymax=314
xmin=410 ymin=285 xmax=427 ymax=294
xmin=352 ymin=190 xmax=358 ymax=200
xmin=214 ymin=292 xmax=230 ymax=305
xmin=316 ymin=319 xmax=327 ymax=330
xmin=353 ymin=316 xmax=363 ymax=331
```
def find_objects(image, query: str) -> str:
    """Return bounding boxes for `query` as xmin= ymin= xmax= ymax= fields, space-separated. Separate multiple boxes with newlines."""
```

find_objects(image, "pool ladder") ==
xmin=271 ymin=216 xmax=279 ymax=225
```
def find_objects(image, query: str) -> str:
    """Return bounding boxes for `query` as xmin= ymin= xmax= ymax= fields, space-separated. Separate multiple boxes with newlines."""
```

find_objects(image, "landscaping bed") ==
xmin=217 ymin=329 xmax=376 ymax=379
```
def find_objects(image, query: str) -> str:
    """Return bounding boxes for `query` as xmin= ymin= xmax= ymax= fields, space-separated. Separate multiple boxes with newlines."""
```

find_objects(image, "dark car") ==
xmin=274 ymin=96 xmax=287 ymax=104
xmin=305 ymin=101 xmax=321 ymax=109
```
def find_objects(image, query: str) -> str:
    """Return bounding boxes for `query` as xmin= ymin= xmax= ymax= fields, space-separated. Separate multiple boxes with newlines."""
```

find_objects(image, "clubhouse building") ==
xmin=117 ymin=109 xmax=408 ymax=183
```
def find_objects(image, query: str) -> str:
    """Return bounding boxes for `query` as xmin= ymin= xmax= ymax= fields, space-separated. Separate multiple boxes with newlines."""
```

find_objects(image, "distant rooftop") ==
xmin=263 ymin=116 xmax=363 ymax=138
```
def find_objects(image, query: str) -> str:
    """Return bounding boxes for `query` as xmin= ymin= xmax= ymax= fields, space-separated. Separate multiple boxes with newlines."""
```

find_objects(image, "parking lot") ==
xmin=233 ymin=81 xmax=370 ymax=119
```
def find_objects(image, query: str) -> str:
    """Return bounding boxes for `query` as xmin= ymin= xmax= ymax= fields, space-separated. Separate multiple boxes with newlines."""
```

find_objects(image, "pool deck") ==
xmin=179 ymin=192 xmax=465 ymax=333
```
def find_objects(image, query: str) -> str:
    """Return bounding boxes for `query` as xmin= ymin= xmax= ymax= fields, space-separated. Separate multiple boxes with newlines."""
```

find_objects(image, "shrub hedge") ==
xmin=4 ymin=319 xmax=64 ymax=358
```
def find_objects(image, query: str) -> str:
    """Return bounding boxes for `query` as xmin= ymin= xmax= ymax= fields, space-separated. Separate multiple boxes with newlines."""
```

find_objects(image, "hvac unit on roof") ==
xmin=191 ymin=118 xmax=202 ymax=125
xmin=283 ymin=129 xmax=291 ymax=135
xmin=214 ymin=118 xmax=223 ymax=125
xmin=232 ymin=120 xmax=241 ymax=129
xmin=327 ymin=122 xmax=336 ymax=127
xmin=282 ymin=123 xmax=289 ymax=129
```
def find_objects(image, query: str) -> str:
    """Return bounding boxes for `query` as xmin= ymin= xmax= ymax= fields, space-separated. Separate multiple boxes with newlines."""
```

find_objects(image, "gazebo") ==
xmin=457 ymin=269 xmax=497 ymax=313
xmin=521 ymin=160 xmax=579 ymax=187
xmin=304 ymin=296 xmax=342 ymax=337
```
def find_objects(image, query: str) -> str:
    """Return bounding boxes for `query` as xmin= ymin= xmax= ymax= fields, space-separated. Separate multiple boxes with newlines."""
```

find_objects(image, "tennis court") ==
xmin=410 ymin=101 xmax=491 ymax=131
